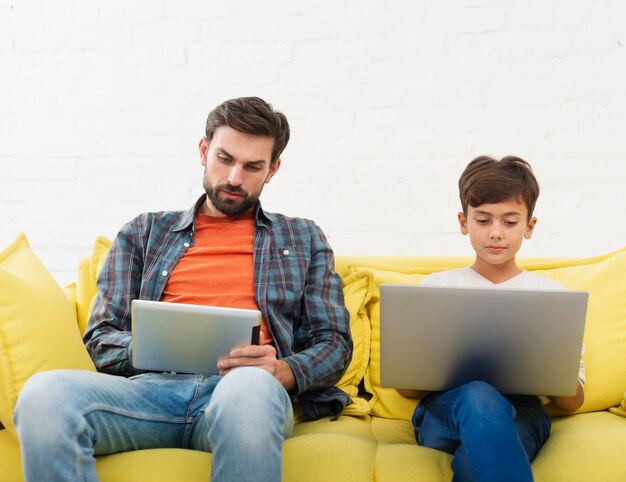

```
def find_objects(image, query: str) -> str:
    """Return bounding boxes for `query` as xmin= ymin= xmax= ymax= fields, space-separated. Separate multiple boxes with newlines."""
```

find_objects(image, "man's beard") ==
xmin=204 ymin=182 xmax=258 ymax=216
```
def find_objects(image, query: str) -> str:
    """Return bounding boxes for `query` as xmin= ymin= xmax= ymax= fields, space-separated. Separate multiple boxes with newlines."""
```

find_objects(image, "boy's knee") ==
xmin=456 ymin=381 xmax=512 ymax=417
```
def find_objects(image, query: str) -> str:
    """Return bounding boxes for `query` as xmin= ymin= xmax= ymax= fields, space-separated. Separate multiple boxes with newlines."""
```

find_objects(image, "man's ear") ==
xmin=199 ymin=137 xmax=209 ymax=166
xmin=264 ymin=158 xmax=281 ymax=184
xmin=458 ymin=212 xmax=469 ymax=235
xmin=525 ymin=216 xmax=537 ymax=239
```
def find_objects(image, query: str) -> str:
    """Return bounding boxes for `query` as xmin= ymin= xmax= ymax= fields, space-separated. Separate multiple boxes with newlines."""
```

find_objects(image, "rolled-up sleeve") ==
xmin=82 ymin=218 xmax=144 ymax=376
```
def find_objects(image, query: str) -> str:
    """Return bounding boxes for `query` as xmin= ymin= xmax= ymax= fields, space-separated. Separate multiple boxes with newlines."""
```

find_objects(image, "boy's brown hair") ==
xmin=458 ymin=155 xmax=540 ymax=220
xmin=205 ymin=96 xmax=290 ymax=166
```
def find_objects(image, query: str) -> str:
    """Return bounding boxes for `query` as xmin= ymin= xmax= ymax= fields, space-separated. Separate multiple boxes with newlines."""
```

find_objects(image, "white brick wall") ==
xmin=1 ymin=0 xmax=625 ymax=286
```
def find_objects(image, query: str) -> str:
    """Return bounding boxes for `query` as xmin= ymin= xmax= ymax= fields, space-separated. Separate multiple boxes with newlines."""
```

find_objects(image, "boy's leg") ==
xmin=14 ymin=369 xmax=218 ymax=482
xmin=506 ymin=394 xmax=552 ymax=462
xmin=412 ymin=381 xmax=534 ymax=482
xmin=190 ymin=367 xmax=294 ymax=482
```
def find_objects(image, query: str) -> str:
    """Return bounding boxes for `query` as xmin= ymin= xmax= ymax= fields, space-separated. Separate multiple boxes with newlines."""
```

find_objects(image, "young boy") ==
xmin=399 ymin=156 xmax=585 ymax=482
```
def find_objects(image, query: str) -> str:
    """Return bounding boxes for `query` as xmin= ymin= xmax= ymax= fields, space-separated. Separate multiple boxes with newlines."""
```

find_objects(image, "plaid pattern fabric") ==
xmin=83 ymin=196 xmax=352 ymax=419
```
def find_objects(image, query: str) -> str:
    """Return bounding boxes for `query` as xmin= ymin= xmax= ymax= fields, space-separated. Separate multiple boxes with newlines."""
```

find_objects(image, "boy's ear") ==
xmin=458 ymin=212 xmax=469 ymax=235
xmin=525 ymin=217 xmax=537 ymax=239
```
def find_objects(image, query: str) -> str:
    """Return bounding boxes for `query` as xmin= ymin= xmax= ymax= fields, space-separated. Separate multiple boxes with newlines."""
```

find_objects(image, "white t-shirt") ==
xmin=421 ymin=267 xmax=586 ymax=399
xmin=421 ymin=267 xmax=565 ymax=290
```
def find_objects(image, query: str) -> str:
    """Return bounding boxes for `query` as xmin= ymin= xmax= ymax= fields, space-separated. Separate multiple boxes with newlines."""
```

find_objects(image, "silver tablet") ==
xmin=131 ymin=299 xmax=261 ymax=375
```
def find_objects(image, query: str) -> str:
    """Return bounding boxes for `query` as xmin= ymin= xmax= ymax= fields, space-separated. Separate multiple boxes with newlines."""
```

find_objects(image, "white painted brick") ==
xmin=272 ymin=16 xmax=344 ymax=41
xmin=343 ymin=14 xmax=428 ymax=40
xmin=424 ymin=7 xmax=506 ymax=34
xmin=234 ymin=0 xmax=300 ymax=17
xmin=529 ymin=32 xmax=572 ymax=58
xmin=121 ymin=0 xmax=164 ymax=25
xmin=2 ymin=0 xmax=626 ymax=285
xmin=0 ymin=35 xmax=12 ymax=50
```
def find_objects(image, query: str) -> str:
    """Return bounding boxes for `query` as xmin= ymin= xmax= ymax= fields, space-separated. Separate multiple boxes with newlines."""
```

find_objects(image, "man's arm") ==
xmin=278 ymin=221 xmax=352 ymax=395
xmin=82 ymin=218 xmax=144 ymax=376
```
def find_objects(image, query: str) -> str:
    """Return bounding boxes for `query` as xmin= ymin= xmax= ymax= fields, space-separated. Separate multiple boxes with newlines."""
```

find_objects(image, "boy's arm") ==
xmin=549 ymin=379 xmax=585 ymax=412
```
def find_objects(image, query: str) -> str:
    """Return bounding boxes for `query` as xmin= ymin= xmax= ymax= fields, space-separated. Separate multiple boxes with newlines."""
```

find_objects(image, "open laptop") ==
xmin=131 ymin=299 xmax=261 ymax=375
xmin=379 ymin=285 xmax=588 ymax=396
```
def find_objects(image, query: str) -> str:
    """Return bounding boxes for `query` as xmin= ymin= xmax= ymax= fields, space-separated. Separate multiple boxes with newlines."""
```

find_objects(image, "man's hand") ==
xmin=216 ymin=332 xmax=296 ymax=391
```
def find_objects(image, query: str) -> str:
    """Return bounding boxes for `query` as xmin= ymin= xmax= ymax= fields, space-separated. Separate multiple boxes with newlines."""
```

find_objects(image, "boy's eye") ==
xmin=505 ymin=221 xmax=519 ymax=226
xmin=475 ymin=219 xmax=489 ymax=225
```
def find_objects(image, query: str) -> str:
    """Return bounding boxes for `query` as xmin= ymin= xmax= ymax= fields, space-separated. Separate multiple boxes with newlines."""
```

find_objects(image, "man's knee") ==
xmin=14 ymin=370 xmax=84 ymax=439
xmin=207 ymin=367 xmax=292 ymax=433
xmin=214 ymin=367 xmax=285 ymax=403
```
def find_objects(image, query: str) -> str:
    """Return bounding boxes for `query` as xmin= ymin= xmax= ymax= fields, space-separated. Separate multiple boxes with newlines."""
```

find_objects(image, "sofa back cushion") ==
xmin=336 ymin=271 xmax=374 ymax=416
xmin=76 ymin=236 xmax=111 ymax=334
xmin=0 ymin=234 xmax=96 ymax=438
xmin=343 ymin=247 xmax=626 ymax=419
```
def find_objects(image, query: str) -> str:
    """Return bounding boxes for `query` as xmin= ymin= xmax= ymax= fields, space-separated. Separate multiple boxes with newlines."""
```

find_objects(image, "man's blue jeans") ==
xmin=412 ymin=381 xmax=551 ymax=482
xmin=13 ymin=367 xmax=294 ymax=482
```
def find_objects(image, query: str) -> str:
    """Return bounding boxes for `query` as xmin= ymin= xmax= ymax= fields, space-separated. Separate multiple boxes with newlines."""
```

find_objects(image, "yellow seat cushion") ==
xmin=370 ymin=417 xmax=452 ymax=482
xmin=532 ymin=411 xmax=626 ymax=481
xmin=0 ymin=234 xmax=96 ymax=438
xmin=348 ymin=246 xmax=626 ymax=419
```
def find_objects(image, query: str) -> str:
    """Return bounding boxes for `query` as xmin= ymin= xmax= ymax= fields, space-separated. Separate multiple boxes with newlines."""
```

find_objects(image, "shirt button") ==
xmin=283 ymin=249 xmax=290 ymax=255
xmin=183 ymin=242 xmax=190 ymax=248
xmin=162 ymin=270 xmax=168 ymax=277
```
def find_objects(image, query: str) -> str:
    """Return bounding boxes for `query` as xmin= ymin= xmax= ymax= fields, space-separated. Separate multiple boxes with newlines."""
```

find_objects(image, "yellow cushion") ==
xmin=336 ymin=271 xmax=374 ymax=416
xmin=370 ymin=418 xmax=452 ymax=482
xmin=525 ymin=247 xmax=626 ymax=413
xmin=532 ymin=411 xmax=626 ymax=480
xmin=76 ymin=235 xmax=111 ymax=334
xmin=609 ymin=393 xmax=626 ymax=418
xmin=348 ymin=265 xmax=447 ymax=420
xmin=0 ymin=233 xmax=96 ymax=438
xmin=63 ymin=282 xmax=78 ymax=323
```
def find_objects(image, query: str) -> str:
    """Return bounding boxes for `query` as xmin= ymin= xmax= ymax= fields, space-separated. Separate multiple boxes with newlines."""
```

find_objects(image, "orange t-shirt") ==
xmin=160 ymin=211 xmax=273 ymax=345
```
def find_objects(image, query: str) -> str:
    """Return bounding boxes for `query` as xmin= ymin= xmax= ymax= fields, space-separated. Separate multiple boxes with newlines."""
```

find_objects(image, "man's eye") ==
xmin=218 ymin=155 xmax=231 ymax=163
xmin=246 ymin=165 xmax=262 ymax=172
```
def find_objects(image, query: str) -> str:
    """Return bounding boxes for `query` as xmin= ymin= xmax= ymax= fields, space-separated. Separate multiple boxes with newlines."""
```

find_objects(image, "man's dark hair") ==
xmin=459 ymin=155 xmax=540 ymax=219
xmin=205 ymin=97 xmax=290 ymax=165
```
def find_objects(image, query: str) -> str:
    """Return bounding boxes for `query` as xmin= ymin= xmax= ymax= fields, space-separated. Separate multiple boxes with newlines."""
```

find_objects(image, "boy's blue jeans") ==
xmin=13 ymin=367 xmax=294 ymax=482
xmin=412 ymin=381 xmax=551 ymax=482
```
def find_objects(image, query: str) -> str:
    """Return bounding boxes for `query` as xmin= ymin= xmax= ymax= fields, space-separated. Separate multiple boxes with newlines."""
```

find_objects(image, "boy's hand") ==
xmin=549 ymin=380 xmax=585 ymax=412
xmin=217 ymin=332 xmax=296 ymax=391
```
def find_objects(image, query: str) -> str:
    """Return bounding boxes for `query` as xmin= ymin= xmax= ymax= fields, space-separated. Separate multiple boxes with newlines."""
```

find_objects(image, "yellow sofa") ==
xmin=2 ymin=233 xmax=626 ymax=481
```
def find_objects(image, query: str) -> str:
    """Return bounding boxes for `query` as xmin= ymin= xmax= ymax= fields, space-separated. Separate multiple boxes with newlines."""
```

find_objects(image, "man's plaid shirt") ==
xmin=83 ymin=196 xmax=353 ymax=419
